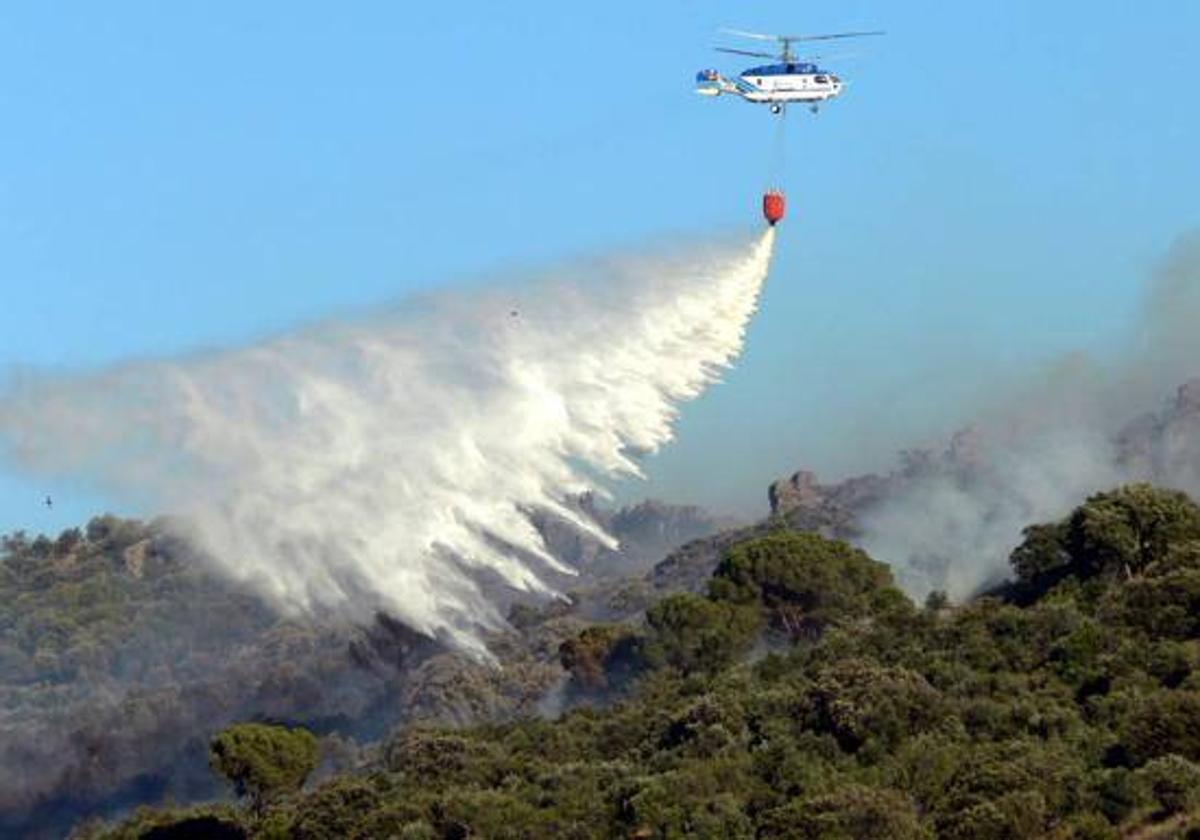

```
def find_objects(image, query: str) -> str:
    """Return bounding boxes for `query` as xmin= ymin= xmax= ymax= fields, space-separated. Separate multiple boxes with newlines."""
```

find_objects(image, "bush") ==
xmin=382 ymin=729 xmax=502 ymax=788
xmin=558 ymin=624 xmax=644 ymax=692
xmin=1105 ymin=566 xmax=1200 ymax=639
xmin=1057 ymin=811 xmax=1120 ymax=840
xmin=279 ymin=777 xmax=390 ymax=840
xmin=644 ymin=593 xmax=760 ymax=675
xmin=1121 ymin=689 xmax=1200 ymax=765
xmin=940 ymin=791 xmax=1047 ymax=840
xmin=758 ymin=784 xmax=929 ymax=839
xmin=808 ymin=658 xmax=947 ymax=753
xmin=210 ymin=723 xmax=319 ymax=814
xmin=1134 ymin=754 xmax=1200 ymax=816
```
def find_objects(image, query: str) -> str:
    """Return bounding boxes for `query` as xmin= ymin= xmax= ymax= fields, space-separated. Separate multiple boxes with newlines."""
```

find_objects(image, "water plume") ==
xmin=0 ymin=230 xmax=774 ymax=651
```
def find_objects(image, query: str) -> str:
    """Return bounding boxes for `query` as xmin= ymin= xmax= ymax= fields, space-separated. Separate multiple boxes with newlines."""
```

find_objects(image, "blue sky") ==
xmin=1 ymin=0 xmax=1198 ymax=532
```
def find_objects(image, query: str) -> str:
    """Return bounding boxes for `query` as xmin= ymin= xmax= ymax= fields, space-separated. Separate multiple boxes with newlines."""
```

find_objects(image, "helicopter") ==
xmin=696 ymin=28 xmax=883 ymax=115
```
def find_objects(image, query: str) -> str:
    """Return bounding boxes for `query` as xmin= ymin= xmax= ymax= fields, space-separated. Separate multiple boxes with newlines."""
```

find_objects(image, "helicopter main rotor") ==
xmin=717 ymin=27 xmax=884 ymax=63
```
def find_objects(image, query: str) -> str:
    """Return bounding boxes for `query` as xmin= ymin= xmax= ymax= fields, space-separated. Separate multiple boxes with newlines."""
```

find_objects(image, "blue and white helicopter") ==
xmin=696 ymin=28 xmax=883 ymax=115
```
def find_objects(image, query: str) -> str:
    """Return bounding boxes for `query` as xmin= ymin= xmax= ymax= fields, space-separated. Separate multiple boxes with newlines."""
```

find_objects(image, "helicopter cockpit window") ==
xmin=815 ymin=75 xmax=829 ymax=84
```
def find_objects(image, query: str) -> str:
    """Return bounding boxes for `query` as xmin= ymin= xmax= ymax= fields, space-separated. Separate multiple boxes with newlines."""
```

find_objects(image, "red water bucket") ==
xmin=763 ymin=190 xmax=786 ymax=226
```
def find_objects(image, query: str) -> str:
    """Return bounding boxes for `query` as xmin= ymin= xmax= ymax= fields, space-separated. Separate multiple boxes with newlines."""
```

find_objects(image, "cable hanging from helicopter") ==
xmin=695 ymin=27 xmax=884 ymax=225
xmin=763 ymin=110 xmax=787 ymax=226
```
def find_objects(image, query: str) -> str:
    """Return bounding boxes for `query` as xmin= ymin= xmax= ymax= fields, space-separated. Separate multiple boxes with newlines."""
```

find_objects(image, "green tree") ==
xmin=1010 ymin=484 xmax=1200 ymax=602
xmin=210 ymin=723 xmax=319 ymax=815
xmin=1066 ymin=484 xmax=1200 ymax=580
xmin=644 ymin=593 xmax=760 ymax=675
xmin=710 ymin=532 xmax=909 ymax=638
xmin=1010 ymin=521 xmax=1071 ymax=599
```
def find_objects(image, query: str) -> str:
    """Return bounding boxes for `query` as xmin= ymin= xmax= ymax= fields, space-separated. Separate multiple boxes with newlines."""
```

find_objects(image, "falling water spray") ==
xmin=0 ymin=230 xmax=775 ymax=651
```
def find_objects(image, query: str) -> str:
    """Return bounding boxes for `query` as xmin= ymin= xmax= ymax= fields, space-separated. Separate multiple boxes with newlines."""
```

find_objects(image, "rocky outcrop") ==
xmin=768 ymin=470 xmax=887 ymax=539
xmin=1118 ymin=379 xmax=1200 ymax=489
xmin=532 ymin=495 xmax=737 ymax=582
xmin=648 ymin=523 xmax=773 ymax=597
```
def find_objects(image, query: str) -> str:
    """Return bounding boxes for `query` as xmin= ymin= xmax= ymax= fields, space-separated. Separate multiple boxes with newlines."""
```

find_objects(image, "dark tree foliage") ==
xmin=1010 ymin=521 xmax=1072 ymax=595
xmin=709 ymin=531 xmax=908 ymax=636
xmin=382 ymin=728 xmax=503 ymax=787
xmin=924 ymin=589 xmax=950 ymax=612
xmin=558 ymin=624 xmax=644 ymax=692
xmin=1066 ymin=484 xmax=1200 ymax=580
xmin=209 ymin=723 xmax=318 ymax=814
xmin=808 ymin=658 xmax=948 ymax=753
xmin=72 ymin=806 xmax=248 ymax=840
xmin=644 ymin=593 xmax=760 ymax=675
xmin=141 ymin=815 xmax=247 ymax=840
xmin=1120 ymin=690 xmax=1200 ymax=766
xmin=1011 ymin=483 xmax=1200 ymax=602
xmin=1102 ymin=547 xmax=1200 ymax=639
xmin=758 ymin=784 xmax=929 ymax=840
xmin=1134 ymin=754 xmax=1200 ymax=817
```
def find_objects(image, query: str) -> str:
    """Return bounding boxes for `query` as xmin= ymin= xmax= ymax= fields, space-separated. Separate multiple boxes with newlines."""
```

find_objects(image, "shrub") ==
xmin=382 ymin=729 xmax=502 ymax=788
xmin=644 ymin=593 xmax=760 ymax=675
xmin=758 ymin=784 xmax=929 ymax=839
xmin=1134 ymin=754 xmax=1200 ymax=816
xmin=210 ymin=723 xmax=319 ymax=815
xmin=558 ymin=624 xmax=644 ymax=692
xmin=808 ymin=658 xmax=947 ymax=753
xmin=1121 ymin=689 xmax=1200 ymax=765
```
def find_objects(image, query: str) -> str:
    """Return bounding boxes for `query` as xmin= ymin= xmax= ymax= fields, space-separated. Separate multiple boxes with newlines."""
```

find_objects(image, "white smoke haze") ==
xmin=0 ymin=230 xmax=775 ymax=652
xmin=859 ymin=419 xmax=1126 ymax=600
xmin=858 ymin=232 xmax=1200 ymax=601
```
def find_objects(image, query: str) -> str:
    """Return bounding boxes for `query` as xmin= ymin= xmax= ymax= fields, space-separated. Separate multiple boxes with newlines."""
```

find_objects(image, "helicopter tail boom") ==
xmin=695 ymin=69 xmax=754 ymax=98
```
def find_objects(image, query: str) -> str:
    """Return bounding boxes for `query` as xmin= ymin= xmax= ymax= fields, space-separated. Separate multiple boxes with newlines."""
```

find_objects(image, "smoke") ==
xmin=857 ymin=232 xmax=1200 ymax=601
xmin=0 ymin=230 xmax=775 ymax=651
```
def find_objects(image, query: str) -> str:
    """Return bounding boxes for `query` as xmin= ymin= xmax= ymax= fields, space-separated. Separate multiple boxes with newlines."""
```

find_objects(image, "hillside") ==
xmin=79 ymin=483 xmax=1200 ymax=838
xmin=0 ymin=502 xmax=728 ymax=839
xmin=9 ymin=379 xmax=1200 ymax=837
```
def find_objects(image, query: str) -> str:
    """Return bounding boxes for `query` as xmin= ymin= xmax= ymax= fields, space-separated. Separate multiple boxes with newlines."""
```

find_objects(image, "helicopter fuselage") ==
xmin=696 ymin=62 xmax=844 ymax=106
xmin=740 ymin=63 xmax=843 ymax=102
